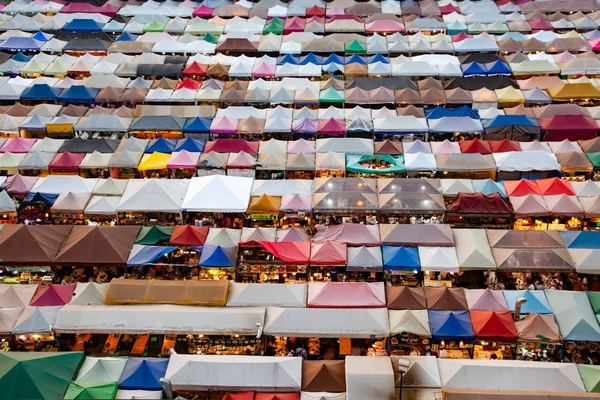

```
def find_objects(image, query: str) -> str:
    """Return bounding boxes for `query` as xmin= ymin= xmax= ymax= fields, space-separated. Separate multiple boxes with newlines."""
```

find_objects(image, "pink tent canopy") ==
xmin=431 ymin=140 xmax=461 ymax=154
xmin=227 ymin=151 xmax=256 ymax=169
xmin=318 ymin=118 xmax=346 ymax=135
xmin=510 ymin=194 xmax=551 ymax=216
xmin=1 ymin=174 xmax=38 ymax=195
xmin=0 ymin=138 xmax=37 ymax=154
xmin=167 ymin=151 xmax=201 ymax=169
xmin=49 ymin=152 xmax=85 ymax=171
xmin=312 ymin=223 xmax=381 ymax=246
xmin=60 ymin=3 xmax=119 ymax=17
xmin=29 ymin=284 xmax=75 ymax=306
xmin=203 ymin=139 xmax=259 ymax=154
xmin=366 ymin=20 xmax=405 ymax=33
xmin=287 ymin=138 xmax=316 ymax=154
xmin=465 ymin=288 xmax=509 ymax=311
xmin=252 ymin=63 xmax=276 ymax=77
xmin=543 ymin=195 xmax=585 ymax=215
xmin=193 ymin=5 xmax=214 ymax=17
xmin=307 ymin=282 xmax=386 ymax=308
xmin=276 ymin=227 xmax=310 ymax=242
xmin=310 ymin=241 xmax=347 ymax=265
xmin=259 ymin=241 xmax=311 ymax=263
xmin=284 ymin=16 xmax=306 ymax=33
xmin=326 ymin=6 xmax=345 ymax=16
xmin=210 ymin=117 xmax=239 ymax=134
xmin=280 ymin=194 xmax=312 ymax=212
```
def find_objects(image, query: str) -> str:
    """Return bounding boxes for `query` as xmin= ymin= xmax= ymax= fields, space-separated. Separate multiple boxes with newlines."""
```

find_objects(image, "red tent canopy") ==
xmin=255 ymin=394 xmax=300 ymax=400
xmin=223 ymin=392 xmax=255 ymax=400
xmin=310 ymin=241 xmax=347 ymax=265
xmin=317 ymin=118 xmax=346 ymax=135
xmin=182 ymin=62 xmax=208 ymax=77
xmin=259 ymin=242 xmax=311 ymax=263
xmin=459 ymin=138 xmax=492 ymax=155
xmin=470 ymin=310 xmax=518 ymax=341
xmin=529 ymin=18 xmax=553 ymax=30
xmin=503 ymin=179 xmax=541 ymax=196
xmin=176 ymin=77 xmax=203 ymax=90
xmin=535 ymin=177 xmax=575 ymax=196
xmin=203 ymin=139 xmax=258 ymax=154
xmin=30 ymin=284 xmax=76 ymax=306
xmin=446 ymin=193 xmax=514 ymax=215
xmin=489 ymin=139 xmax=521 ymax=153
xmin=49 ymin=152 xmax=85 ymax=171
xmin=168 ymin=225 xmax=209 ymax=246
xmin=539 ymin=115 xmax=599 ymax=141
xmin=306 ymin=5 xmax=325 ymax=17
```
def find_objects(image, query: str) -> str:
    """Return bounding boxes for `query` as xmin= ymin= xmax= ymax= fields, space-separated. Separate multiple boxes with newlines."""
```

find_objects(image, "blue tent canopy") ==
xmin=174 ymin=137 xmax=206 ymax=152
xmin=502 ymin=290 xmax=552 ymax=314
xmin=484 ymin=115 xmax=539 ymax=128
xmin=472 ymin=179 xmax=507 ymax=197
xmin=116 ymin=32 xmax=137 ymax=42
xmin=300 ymin=53 xmax=322 ymax=65
xmin=118 ymin=358 xmax=168 ymax=390
xmin=277 ymin=54 xmax=299 ymax=65
xmin=345 ymin=54 xmax=366 ymax=65
xmin=323 ymin=63 xmax=343 ymax=74
xmin=183 ymin=117 xmax=212 ymax=134
xmin=62 ymin=19 xmax=105 ymax=32
xmin=145 ymin=137 xmax=177 ymax=154
xmin=367 ymin=53 xmax=389 ymax=64
xmin=21 ymin=84 xmax=62 ymax=101
xmin=0 ymin=37 xmax=43 ymax=51
xmin=461 ymin=62 xmax=487 ymax=76
xmin=382 ymin=246 xmax=421 ymax=271
xmin=485 ymin=60 xmax=511 ymax=75
xmin=323 ymin=54 xmax=344 ymax=65
xmin=426 ymin=105 xmax=480 ymax=120
xmin=58 ymin=86 xmax=100 ymax=104
xmin=24 ymin=192 xmax=58 ymax=205
xmin=11 ymin=52 xmax=31 ymax=62
xmin=127 ymin=245 xmax=177 ymax=266
xmin=428 ymin=310 xmax=475 ymax=340
xmin=560 ymin=231 xmax=600 ymax=249
xmin=199 ymin=245 xmax=237 ymax=267
xmin=32 ymin=32 xmax=53 ymax=42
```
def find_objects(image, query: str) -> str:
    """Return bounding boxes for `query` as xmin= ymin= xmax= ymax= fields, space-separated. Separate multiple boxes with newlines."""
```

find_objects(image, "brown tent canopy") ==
xmin=425 ymin=287 xmax=468 ymax=310
xmin=53 ymin=226 xmax=140 ymax=266
xmin=445 ymin=88 xmax=473 ymax=104
xmin=216 ymin=38 xmax=258 ymax=53
xmin=152 ymin=77 xmax=178 ymax=90
xmin=579 ymin=137 xmax=600 ymax=153
xmin=120 ymin=87 xmax=148 ymax=103
xmin=375 ymin=140 xmax=403 ymax=155
xmin=301 ymin=360 xmax=346 ymax=392
xmin=0 ymin=225 xmax=71 ymax=265
xmin=379 ymin=224 xmax=454 ymax=246
xmin=486 ymin=230 xmax=564 ymax=248
xmin=386 ymin=286 xmax=427 ymax=310
xmin=396 ymin=105 xmax=425 ymax=118
xmin=418 ymin=77 xmax=443 ymax=91
xmin=105 ymin=279 xmax=229 ymax=306
xmin=5 ymin=103 xmax=32 ymax=117
xmin=556 ymin=151 xmax=594 ymax=173
xmin=96 ymin=86 xmax=125 ymax=103
xmin=515 ymin=313 xmax=561 ymax=343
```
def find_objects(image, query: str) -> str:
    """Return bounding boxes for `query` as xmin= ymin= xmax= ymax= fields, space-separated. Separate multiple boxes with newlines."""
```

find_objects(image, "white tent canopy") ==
xmin=346 ymin=356 xmax=395 ymax=400
xmin=182 ymin=175 xmax=253 ymax=212
xmin=70 ymin=283 xmax=109 ymax=306
xmin=438 ymin=359 xmax=585 ymax=392
xmin=388 ymin=310 xmax=431 ymax=337
xmin=31 ymin=176 xmax=98 ymax=194
xmin=391 ymin=356 xmax=441 ymax=388
xmin=75 ymin=357 xmax=127 ymax=383
xmin=115 ymin=390 xmax=162 ymax=400
xmin=493 ymin=152 xmax=561 ymax=171
xmin=301 ymin=393 xmax=346 ymax=400
xmin=264 ymin=307 xmax=389 ymax=338
xmin=164 ymin=355 xmax=302 ymax=392
xmin=418 ymin=247 xmax=459 ymax=272
xmin=0 ymin=284 xmax=37 ymax=308
xmin=117 ymin=179 xmax=189 ymax=213
xmin=226 ymin=282 xmax=307 ymax=307
xmin=315 ymin=138 xmax=374 ymax=155
xmin=12 ymin=306 xmax=61 ymax=334
xmin=55 ymin=304 xmax=265 ymax=335
xmin=0 ymin=307 xmax=24 ymax=334
xmin=452 ymin=229 xmax=496 ymax=270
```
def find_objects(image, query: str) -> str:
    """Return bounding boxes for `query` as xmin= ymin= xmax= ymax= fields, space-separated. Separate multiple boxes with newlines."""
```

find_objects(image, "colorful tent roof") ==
xmin=428 ymin=310 xmax=475 ymax=340
xmin=307 ymin=282 xmax=386 ymax=308
xmin=118 ymin=358 xmax=168 ymax=391
xmin=470 ymin=310 xmax=518 ymax=341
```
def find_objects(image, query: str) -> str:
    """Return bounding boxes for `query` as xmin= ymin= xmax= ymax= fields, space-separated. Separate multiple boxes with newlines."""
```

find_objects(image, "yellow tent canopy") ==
xmin=495 ymin=86 xmax=525 ymax=107
xmin=547 ymin=83 xmax=600 ymax=101
xmin=246 ymin=194 xmax=282 ymax=214
xmin=137 ymin=152 xmax=170 ymax=171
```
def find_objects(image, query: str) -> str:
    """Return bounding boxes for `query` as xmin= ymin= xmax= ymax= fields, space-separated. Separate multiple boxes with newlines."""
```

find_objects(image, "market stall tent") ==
xmin=577 ymin=365 xmax=600 ymax=393
xmin=428 ymin=310 xmax=475 ymax=340
xmin=0 ymin=225 xmax=72 ymax=265
xmin=118 ymin=358 xmax=168 ymax=391
xmin=388 ymin=310 xmax=431 ymax=337
xmin=345 ymin=356 xmax=395 ymax=400
xmin=300 ymin=394 xmax=345 ymax=400
xmin=503 ymin=290 xmax=552 ymax=314
xmin=29 ymin=283 xmax=75 ymax=306
xmin=0 ymin=352 xmax=84 ymax=400
xmin=182 ymin=175 xmax=253 ymax=212
xmin=425 ymin=287 xmax=468 ymax=310
xmin=545 ymin=290 xmax=600 ymax=341
xmin=452 ymin=229 xmax=496 ymax=271
xmin=226 ymin=282 xmax=307 ymax=308
xmin=390 ymin=356 xmax=441 ymax=389
xmin=164 ymin=355 xmax=302 ymax=392
xmin=0 ymin=284 xmax=37 ymax=308
xmin=385 ymin=286 xmax=427 ymax=310
xmin=465 ymin=289 xmax=509 ymax=311
xmin=0 ymin=307 xmax=23 ymax=334
xmin=307 ymin=282 xmax=386 ymax=308
xmin=301 ymin=360 xmax=346 ymax=393
xmin=12 ymin=306 xmax=61 ymax=334
xmin=117 ymin=179 xmax=189 ymax=213
xmin=438 ymin=359 xmax=586 ymax=392
xmin=64 ymin=382 xmax=118 ymax=400
xmin=515 ymin=313 xmax=561 ymax=343
xmin=115 ymin=390 xmax=162 ymax=400
xmin=311 ymin=223 xmax=380 ymax=246
xmin=470 ymin=310 xmax=518 ymax=341
xmin=75 ymin=356 xmax=127 ymax=382
xmin=264 ymin=307 xmax=389 ymax=338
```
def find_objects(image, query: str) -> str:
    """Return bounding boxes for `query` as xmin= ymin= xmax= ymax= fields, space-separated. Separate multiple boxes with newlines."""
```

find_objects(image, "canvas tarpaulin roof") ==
xmin=379 ymin=224 xmax=454 ymax=247
xmin=118 ymin=358 xmax=168 ymax=391
xmin=386 ymin=286 xmax=426 ymax=310
xmin=183 ymin=175 xmax=253 ymax=212
xmin=311 ymin=223 xmax=380 ymax=246
xmin=55 ymin=304 xmax=264 ymax=335
xmin=226 ymin=282 xmax=307 ymax=308
xmin=264 ymin=307 xmax=389 ymax=338
xmin=545 ymin=290 xmax=600 ymax=341
xmin=345 ymin=356 xmax=395 ymax=400
xmin=470 ymin=310 xmax=518 ymax=341
xmin=388 ymin=310 xmax=431 ymax=337
xmin=0 ymin=225 xmax=71 ymax=265
xmin=503 ymin=290 xmax=552 ymax=315
xmin=515 ymin=313 xmax=561 ymax=343
xmin=164 ymin=355 xmax=302 ymax=392
xmin=307 ymin=282 xmax=386 ymax=308
xmin=452 ymin=229 xmax=496 ymax=271
xmin=117 ymin=179 xmax=189 ymax=213
xmin=302 ymin=360 xmax=346 ymax=393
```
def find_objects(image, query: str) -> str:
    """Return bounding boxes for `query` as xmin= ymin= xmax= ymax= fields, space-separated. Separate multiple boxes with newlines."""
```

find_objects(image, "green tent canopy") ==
xmin=64 ymin=381 xmax=118 ymax=400
xmin=202 ymin=33 xmax=219 ymax=44
xmin=586 ymin=152 xmax=600 ymax=170
xmin=344 ymin=40 xmax=367 ymax=54
xmin=577 ymin=364 xmax=600 ymax=393
xmin=263 ymin=17 xmax=284 ymax=34
xmin=346 ymin=154 xmax=406 ymax=175
xmin=319 ymin=87 xmax=344 ymax=103
xmin=587 ymin=292 xmax=600 ymax=315
xmin=135 ymin=225 xmax=174 ymax=245
xmin=0 ymin=352 xmax=85 ymax=400
xmin=143 ymin=20 xmax=166 ymax=32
